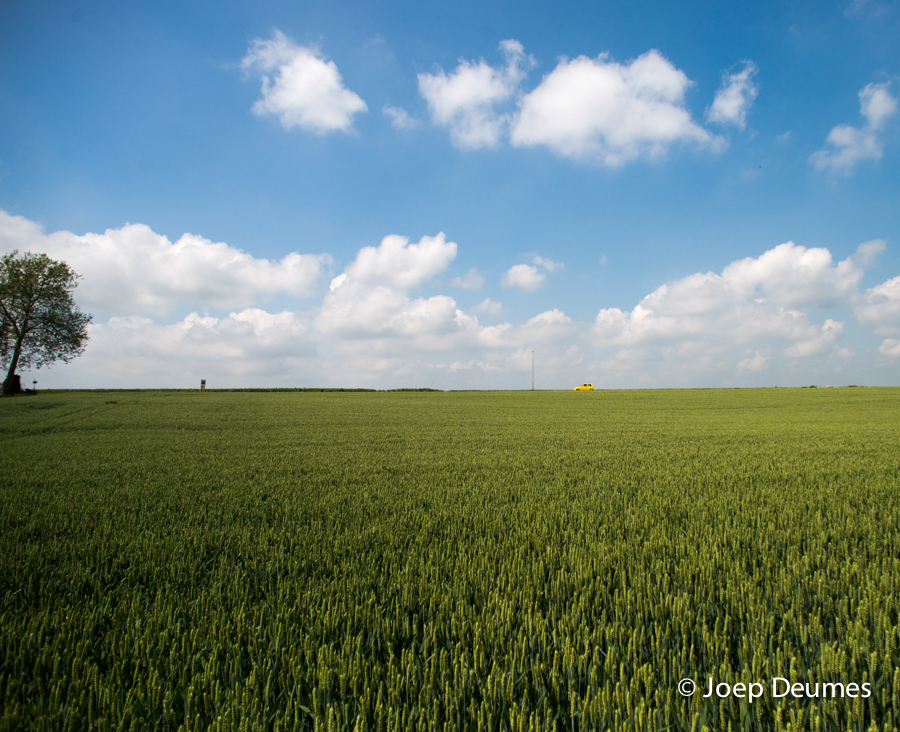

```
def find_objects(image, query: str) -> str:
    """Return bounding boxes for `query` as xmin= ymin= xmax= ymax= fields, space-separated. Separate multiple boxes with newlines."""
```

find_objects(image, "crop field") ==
xmin=1 ymin=387 xmax=899 ymax=732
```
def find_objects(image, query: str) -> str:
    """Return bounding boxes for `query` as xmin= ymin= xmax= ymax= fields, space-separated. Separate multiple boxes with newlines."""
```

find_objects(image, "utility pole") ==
xmin=532 ymin=350 xmax=534 ymax=391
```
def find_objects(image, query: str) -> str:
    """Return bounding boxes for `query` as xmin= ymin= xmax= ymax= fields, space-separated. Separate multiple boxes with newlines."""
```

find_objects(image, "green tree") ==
xmin=0 ymin=250 xmax=92 ymax=395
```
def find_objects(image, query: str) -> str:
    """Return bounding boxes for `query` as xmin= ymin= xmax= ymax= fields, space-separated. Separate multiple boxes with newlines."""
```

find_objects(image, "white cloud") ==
xmin=5 ymin=209 xmax=897 ymax=389
xmin=532 ymin=255 xmax=564 ymax=272
xmin=449 ymin=267 xmax=484 ymax=289
xmin=860 ymin=83 xmax=898 ymax=129
xmin=437 ymin=359 xmax=501 ymax=373
xmin=510 ymin=49 xmax=715 ymax=165
xmin=60 ymin=309 xmax=318 ymax=387
xmin=0 ymin=210 xmax=332 ymax=317
xmin=594 ymin=296 xmax=798 ymax=347
xmin=810 ymin=82 xmax=897 ymax=173
xmin=2 ymin=213 xmax=583 ymax=388
xmin=316 ymin=280 xmax=461 ymax=339
xmin=340 ymin=232 xmax=457 ymax=290
xmin=590 ymin=241 xmax=871 ymax=356
xmin=312 ymin=280 xmax=579 ymax=390
xmin=855 ymin=273 xmax=900 ymax=335
xmin=317 ymin=231 xmax=467 ymax=342
xmin=852 ymin=238 xmax=887 ymax=267
xmin=418 ymin=42 xmax=736 ymax=166
xmin=737 ymin=350 xmax=771 ymax=372
xmin=317 ymin=242 xmax=575 ymax=361
xmin=329 ymin=273 xmax=349 ymax=291
xmin=383 ymin=105 xmax=418 ymax=130
xmin=784 ymin=319 xmax=844 ymax=358
xmin=501 ymin=263 xmax=546 ymax=291
xmin=241 ymin=30 xmax=367 ymax=134
xmin=471 ymin=298 xmax=504 ymax=316
xmin=706 ymin=61 xmax=759 ymax=129
xmin=592 ymin=344 xmax=724 ymax=385
xmin=721 ymin=240 xmax=868 ymax=307
xmin=500 ymin=256 xmax=564 ymax=291
xmin=418 ymin=40 xmax=534 ymax=149
xmin=520 ymin=308 xmax=573 ymax=338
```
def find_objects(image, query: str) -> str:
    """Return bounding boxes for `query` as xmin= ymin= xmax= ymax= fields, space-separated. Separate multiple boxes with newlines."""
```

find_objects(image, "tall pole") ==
xmin=532 ymin=350 xmax=534 ymax=391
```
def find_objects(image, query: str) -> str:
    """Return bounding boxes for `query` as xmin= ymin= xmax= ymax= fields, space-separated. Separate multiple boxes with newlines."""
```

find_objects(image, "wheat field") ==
xmin=1 ymin=388 xmax=898 ymax=731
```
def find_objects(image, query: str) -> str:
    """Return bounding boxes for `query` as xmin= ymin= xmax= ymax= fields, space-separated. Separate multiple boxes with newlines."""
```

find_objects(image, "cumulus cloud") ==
xmin=594 ymin=295 xmax=802 ymax=347
xmin=500 ymin=256 xmax=564 ymax=291
xmin=502 ymin=264 xmax=545 ymax=291
xmin=855 ymin=273 xmax=900 ymax=335
xmin=531 ymin=255 xmax=564 ymax=272
xmin=418 ymin=42 xmax=738 ymax=166
xmin=591 ymin=241 xmax=874 ymax=360
xmin=241 ymin=30 xmax=367 ymax=134
xmin=511 ymin=49 xmax=714 ymax=165
xmin=316 ymin=281 xmax=462 ymax=339
xmin=437 ymin=359 xmax=501 ymax=373
xmin=471 ymin=298 xmax=504 ymax=316
xmin=317 ymin=233 xmax=574 ymax=361
xmin=318 ymin=232 xmax=468 ymax=342
xmin=59 ymin=309 xmax=318 ymax=387
xmin=810 ymin=82 xmax=897 ymax=173
xmin=418 ymin=40 xmax=534 ymax=149
xmin=520 ymin=308 xmax=573 ymax=338
xmin=737 ymin=350 xmax=771 ymax=372
xmin=383 ymin=105 xmax=418 ymax=130
xmin=706 ymin=61 xmax=759 ymax=129
xmin=340 ymin=232 xmax=457 ymax=290
xmin=784 ymin=319 xmax=844 ymax=358
xmin=315 ymin=279 xmax=576 ymax=388
xmin=0 ymin=210 xmax=331 ymax=316
xmin=721 ymin=240 xmax=868 ymax=307
xmin=1 ymin=212 xmax=584 ymax=388
xmin=6 ymin=209 xmax=896 ymax=389
xmin=109 ymin=309 xmax=312 ymax=359
xmin=450 ymin=267 xmax=485 ymax=289
xmin=852 ymin=238 xmax=887 ymax=267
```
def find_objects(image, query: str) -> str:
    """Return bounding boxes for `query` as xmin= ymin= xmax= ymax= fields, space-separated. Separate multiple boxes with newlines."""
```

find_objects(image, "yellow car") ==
xmin=574 ymin=383 xmax=594 ymax=391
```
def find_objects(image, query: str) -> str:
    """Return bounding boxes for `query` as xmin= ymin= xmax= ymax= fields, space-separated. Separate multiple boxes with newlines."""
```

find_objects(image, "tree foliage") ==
xmin=0 ymin=250 xmax=92 ymax=395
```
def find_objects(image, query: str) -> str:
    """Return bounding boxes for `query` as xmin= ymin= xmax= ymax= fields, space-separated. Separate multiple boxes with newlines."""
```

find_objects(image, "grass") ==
xmin=1 ymin=388 xmax=899 ymax=731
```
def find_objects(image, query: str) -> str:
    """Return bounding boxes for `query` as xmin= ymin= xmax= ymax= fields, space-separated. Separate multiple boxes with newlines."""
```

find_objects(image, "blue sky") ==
xmin=1 ymin=0 xmax=899 ymax=388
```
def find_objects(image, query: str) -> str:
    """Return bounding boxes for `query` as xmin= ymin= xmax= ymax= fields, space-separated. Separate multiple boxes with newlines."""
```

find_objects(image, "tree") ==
xmin=0 ymin=250 xmax=92 ymax=395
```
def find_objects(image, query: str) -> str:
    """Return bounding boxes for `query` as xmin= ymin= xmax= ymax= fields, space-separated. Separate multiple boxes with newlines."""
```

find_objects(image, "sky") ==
xmin=1 ymin=0 xmax=899 ymax=389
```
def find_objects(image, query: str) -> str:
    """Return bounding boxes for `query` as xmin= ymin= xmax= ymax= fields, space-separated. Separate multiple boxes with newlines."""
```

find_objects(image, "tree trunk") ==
xmin=2 ymin=332 xmax=25 ymax=396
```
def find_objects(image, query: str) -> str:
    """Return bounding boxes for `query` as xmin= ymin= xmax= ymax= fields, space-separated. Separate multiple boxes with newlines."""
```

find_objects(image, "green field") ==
xmin=1 ymin=388 xmax=899 ymax=731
